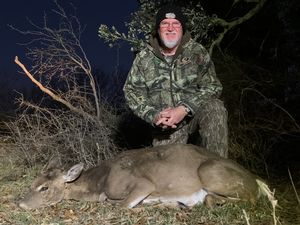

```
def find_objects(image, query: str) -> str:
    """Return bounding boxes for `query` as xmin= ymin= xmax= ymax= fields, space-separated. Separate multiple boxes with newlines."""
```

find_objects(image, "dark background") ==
xmin=1 ymin=0 xmax=299 ymax=105
xmin=0 ymin=1 xmax=299 ymax=171
xmin=0 ymin=1 xmax=138 ymax=116
xmin=0 ymin=0 xmax=138 ymax=73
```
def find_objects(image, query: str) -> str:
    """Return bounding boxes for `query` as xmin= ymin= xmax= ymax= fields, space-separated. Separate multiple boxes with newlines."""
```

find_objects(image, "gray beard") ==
xmin=162 ymin=40 xmax=179 ymax=49
xmin=159 ymin=32 xmax=180 ymax=49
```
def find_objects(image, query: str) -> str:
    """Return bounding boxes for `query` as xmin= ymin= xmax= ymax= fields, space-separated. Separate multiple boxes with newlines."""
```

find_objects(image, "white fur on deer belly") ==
xmin=143 ymin=189 xmax=208 ymax=206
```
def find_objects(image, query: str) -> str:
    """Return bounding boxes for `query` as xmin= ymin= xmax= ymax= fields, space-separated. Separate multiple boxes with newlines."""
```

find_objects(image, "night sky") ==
xmin=0 ymin=0 xmax=138 ymax=74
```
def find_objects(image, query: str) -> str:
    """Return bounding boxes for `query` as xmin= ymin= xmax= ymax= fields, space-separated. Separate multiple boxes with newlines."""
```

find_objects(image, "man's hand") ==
xmin=154 ymin=106 xmax=188 ymax=129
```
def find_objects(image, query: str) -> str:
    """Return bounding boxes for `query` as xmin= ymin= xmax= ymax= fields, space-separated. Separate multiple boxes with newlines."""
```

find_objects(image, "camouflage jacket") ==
xmin=123 ymin=32 xmax=222 ymax=125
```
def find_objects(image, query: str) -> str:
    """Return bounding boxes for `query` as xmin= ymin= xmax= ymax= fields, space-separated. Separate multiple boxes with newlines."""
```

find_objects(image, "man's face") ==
xmin=159 ymin=18 xmax=183 ymax=49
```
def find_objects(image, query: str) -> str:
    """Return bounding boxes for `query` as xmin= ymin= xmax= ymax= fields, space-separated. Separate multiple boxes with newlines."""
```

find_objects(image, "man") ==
xmin=123 ymin=4 xmax=228 ymax=158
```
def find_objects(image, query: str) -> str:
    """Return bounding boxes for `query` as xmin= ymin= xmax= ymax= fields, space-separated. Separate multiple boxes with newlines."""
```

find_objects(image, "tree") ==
xmin=98 ymin=0 xmax=267 ymax=55
xmin=8 ymin=1 xmax=119 ymax=167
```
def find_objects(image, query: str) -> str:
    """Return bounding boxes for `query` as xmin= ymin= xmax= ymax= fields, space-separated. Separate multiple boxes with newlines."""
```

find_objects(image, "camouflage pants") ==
xmin=152 ymin=99 xmax=228 ymax=158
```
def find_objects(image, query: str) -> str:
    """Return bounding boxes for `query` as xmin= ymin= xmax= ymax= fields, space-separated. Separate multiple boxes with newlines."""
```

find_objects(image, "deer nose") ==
xmin=18 ymin=201 xmax=30 ymax=210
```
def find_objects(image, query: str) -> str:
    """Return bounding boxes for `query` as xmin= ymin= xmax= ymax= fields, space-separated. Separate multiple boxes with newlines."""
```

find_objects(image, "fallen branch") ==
xmin=15 ymin=56 xmax=94 ymax=121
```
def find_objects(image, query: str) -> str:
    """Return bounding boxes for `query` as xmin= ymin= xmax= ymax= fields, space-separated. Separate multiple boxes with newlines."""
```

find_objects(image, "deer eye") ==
xmin=39 ymin=186 xmax=49 ymax=192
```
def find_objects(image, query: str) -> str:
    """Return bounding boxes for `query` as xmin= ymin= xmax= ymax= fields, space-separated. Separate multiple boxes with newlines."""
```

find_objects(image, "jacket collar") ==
xmin=149 ymin=32 xmax=191 ymax=61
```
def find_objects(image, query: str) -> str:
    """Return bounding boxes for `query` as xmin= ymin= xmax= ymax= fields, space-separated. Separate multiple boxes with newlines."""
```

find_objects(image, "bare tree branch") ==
xmin=10 ymin=0 xmax=101 ymax=118
xmin=209 ymin=0 xmax=267 ymax=55
xmin=15 ymin=56 xmax=94 ymax=121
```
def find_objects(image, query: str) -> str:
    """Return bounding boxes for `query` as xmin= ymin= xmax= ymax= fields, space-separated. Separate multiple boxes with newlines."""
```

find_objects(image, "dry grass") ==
xmin=5 ymin=106 xmax=120 ymax=168
xmin=1 ymin=140 xmax=299 ymax=225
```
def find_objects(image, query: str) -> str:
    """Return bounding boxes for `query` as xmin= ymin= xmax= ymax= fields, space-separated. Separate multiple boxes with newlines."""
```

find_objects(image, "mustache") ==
xmin=165 ymin=32 xmax=177 ymax=35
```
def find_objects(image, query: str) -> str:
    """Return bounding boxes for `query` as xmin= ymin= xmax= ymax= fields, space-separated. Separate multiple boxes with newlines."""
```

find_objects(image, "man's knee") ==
xmin=188 ymin=98 xmax=228 ymax=158
xmin=191 ymin=99 xmax=227 ymax=126
xmin=201 ymin=99 xmax=227 ymax=116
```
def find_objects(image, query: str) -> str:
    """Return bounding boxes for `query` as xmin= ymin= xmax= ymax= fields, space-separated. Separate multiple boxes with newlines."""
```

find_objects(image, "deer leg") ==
xmin=120 ymin=178 xmax=156 ymax=208
xmin=198 ymin=159 xmax=258 ymax=203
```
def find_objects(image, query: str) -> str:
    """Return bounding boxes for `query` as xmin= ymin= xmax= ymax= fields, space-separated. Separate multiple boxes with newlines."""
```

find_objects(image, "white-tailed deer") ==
xmin=19 ymin=144 xmax=268 ymax=209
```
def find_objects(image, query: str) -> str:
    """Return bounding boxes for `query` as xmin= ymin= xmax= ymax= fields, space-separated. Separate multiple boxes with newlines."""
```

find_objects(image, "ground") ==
xmin=0 ymin=140 xmax=299 ymax=225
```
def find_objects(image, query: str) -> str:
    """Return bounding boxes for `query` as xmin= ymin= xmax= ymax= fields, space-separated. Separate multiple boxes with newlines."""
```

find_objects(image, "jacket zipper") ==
xmin=170 ymin=62 xmax=176 ymax=107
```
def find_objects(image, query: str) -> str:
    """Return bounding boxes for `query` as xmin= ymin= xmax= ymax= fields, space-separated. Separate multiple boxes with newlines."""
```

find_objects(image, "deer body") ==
xmin=19 ymin=144 xmax=263 ymax=209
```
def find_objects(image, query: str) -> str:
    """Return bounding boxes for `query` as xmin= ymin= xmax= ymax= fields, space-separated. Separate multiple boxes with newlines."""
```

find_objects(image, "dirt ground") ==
xmin=0 ymin=140 xmax=299 ymax=225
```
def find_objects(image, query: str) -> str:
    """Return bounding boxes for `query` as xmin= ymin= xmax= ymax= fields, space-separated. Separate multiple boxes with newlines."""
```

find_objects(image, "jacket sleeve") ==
xmin=123 ymin=55 xmax=159 ymax=125
xmin=177 ymin=46 xmax=223 ymax=115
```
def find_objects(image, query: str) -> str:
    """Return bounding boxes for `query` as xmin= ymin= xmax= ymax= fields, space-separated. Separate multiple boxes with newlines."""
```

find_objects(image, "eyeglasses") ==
xmin=160 ymin=21 xmax=182 ymax=28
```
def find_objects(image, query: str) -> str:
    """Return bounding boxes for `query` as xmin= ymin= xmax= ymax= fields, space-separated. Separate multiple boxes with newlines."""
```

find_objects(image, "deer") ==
xmin=18 ymin=143 xmax=269 ymax=210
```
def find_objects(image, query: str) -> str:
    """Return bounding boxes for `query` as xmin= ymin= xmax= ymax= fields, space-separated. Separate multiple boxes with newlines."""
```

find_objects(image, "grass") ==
xmin=0 ymin=200 xmax=274 ymax=225
xmin=1 ymin=141 xmax=299 ymax=225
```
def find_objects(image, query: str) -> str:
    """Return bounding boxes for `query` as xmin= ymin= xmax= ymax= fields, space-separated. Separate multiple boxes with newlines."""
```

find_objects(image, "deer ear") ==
xmin=63 ymin=163 xmax=84 ymax=182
